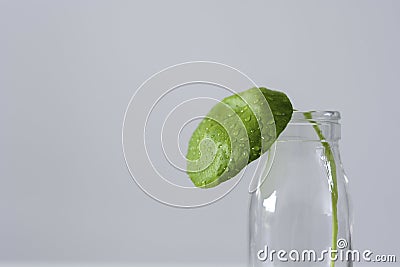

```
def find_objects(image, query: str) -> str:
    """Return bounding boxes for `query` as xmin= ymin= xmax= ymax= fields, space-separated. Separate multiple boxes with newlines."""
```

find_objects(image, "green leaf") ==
xmin=186 ymin=87 xmax=293 ymax=188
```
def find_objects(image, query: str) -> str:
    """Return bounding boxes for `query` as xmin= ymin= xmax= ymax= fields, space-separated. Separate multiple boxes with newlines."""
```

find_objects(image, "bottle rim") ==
xmin=290 ymin=110 xmax=341 ymax=123
xmin=277 ymin=110 xmax=341 ymax=142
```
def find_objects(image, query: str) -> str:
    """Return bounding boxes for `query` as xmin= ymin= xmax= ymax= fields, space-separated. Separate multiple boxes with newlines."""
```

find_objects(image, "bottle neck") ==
xmin=277 ymin=111 xmax=341 ymax=143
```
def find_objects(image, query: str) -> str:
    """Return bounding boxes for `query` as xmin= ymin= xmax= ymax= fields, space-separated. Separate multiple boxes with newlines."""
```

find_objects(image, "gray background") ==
xmin=1 ymin=0 xmax=399 ymax=266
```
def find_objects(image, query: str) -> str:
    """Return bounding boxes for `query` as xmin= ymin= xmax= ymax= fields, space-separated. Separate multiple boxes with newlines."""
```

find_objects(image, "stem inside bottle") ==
xmin=304 ymin=112 xmax=338 ymax=267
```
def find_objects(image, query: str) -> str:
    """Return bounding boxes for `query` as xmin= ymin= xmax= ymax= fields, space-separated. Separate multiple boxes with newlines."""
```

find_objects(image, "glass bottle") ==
xmin=249 ymin=111 xmax=352 ymax=267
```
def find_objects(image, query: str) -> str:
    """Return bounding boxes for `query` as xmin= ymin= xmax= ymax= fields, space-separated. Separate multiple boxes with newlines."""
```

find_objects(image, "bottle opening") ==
xmin=277 ymin=110 xmax=341 ymax=142
xmin=290 ymin=110 xmax=341 ymax=123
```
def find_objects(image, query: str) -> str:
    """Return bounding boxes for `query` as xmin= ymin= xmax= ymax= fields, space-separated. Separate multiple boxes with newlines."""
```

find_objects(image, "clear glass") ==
xmin=249 ymin=111 xmax=352 ymax=267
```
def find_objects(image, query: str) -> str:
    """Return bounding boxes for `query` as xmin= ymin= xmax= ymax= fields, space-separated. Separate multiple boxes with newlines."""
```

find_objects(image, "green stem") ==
xmin=304 ymin=112 xmax=338 ymax=267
